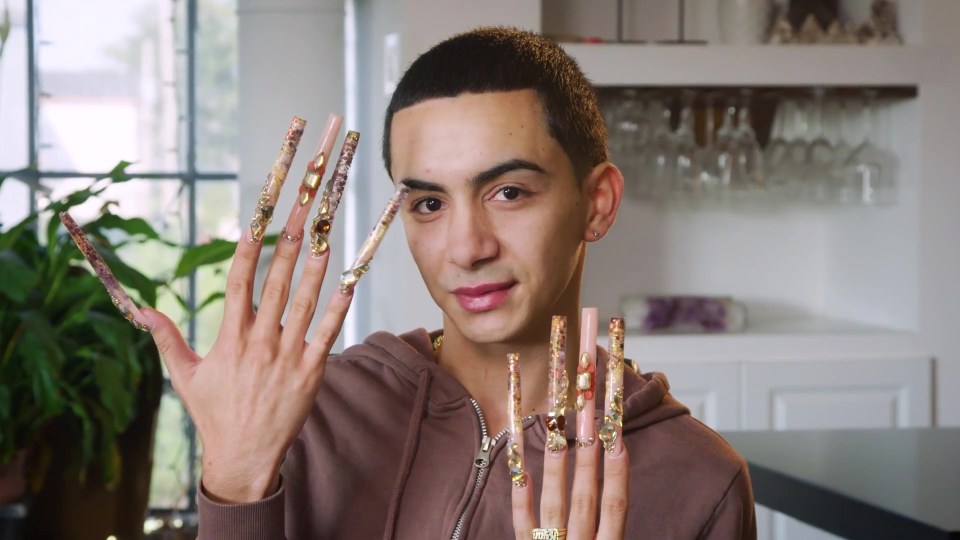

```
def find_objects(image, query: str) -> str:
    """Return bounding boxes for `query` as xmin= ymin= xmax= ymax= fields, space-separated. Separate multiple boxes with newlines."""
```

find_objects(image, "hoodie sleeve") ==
xmin=697 ymin=464 xmax=758 ymax=540
xmin=196 ymin=478 xmax=287 ymax=540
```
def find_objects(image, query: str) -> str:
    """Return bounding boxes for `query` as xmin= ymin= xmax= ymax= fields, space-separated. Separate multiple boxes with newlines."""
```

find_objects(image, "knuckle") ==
xmin=289 ymin=296 xmax=316 ymax=319
xmin=313 ymin=327 xmax=336 ymax=350
xmin=571 ymin=493 xmax=596 ymax=517
xmin=261 ymin=281 xmax=289 ymax=303
xmin=226 ymin=277 xmax=249 ymax=299
xmin=603 ymin=495 xmax=629 ymax=519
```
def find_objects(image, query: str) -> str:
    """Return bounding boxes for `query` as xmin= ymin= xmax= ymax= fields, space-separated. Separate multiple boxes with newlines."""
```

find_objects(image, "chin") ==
xmin=446 ymin=305 xmax=527 ymax=344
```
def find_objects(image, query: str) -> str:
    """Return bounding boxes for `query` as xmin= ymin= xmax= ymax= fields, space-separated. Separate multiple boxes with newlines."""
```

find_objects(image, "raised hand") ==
xmin=510 ymin=310 xmax=630 ymax=540
xmin=141 ymin=115 xmax=359 ymax=503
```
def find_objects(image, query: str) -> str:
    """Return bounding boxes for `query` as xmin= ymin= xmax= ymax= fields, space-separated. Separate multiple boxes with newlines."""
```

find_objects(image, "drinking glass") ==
xmin=641 ymin=96 xmax=676 ymax=201
xmin=805 ymin=87 xmax=836 ymax=203
xmin=729 ymin=89 xmax=764 ymax=195
xmin=843 ymin=90 xmax=897 ymax=206
xmin=608 ymin=89 xmax=648 ymax=201
xmin=672 ymin=89 xmax=703 ymax=199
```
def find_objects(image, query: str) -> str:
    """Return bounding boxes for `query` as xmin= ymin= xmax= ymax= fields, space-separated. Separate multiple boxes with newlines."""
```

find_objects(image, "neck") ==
xmin=437 ymin=296 xmax=584 ymax=436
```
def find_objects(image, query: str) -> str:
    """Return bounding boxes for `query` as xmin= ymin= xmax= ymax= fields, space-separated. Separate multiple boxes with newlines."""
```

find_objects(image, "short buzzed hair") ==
xmin=382 ymin=27 xmax=608 ymax=182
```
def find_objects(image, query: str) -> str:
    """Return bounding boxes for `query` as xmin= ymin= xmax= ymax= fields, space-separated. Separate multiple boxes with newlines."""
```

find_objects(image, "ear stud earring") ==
xmin=593 ymin=230 xmax=600 ymax=238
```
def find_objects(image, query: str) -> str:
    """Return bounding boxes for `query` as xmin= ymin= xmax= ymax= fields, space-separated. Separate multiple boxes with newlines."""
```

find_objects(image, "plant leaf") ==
xmin=0 ymin=249 xmax=41 ymax=303
xmin=96 ymin=249 xmax=159 ymax=307
xmin=174 ymin=238 xmax=236 ymax=278
xmin=87 ymin=213 xmax=161 ymax=241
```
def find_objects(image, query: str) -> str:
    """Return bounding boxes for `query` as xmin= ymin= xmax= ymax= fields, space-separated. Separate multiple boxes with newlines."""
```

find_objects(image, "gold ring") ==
xmin=532 ymin=528 xmax=567 ymax=540
xmin=280 ymin=227 xmax=302 ymax=242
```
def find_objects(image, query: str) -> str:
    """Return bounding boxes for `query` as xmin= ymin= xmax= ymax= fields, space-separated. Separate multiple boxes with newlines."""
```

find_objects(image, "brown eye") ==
xmin=493 ymin=186 xmax=524 ymax=202
xmin=413 ymin=197 xmax=443 ymax=214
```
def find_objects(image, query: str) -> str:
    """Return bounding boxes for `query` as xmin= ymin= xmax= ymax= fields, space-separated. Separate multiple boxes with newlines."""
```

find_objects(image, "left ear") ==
xmin=582 ymin=161 xmax=623 ymax=242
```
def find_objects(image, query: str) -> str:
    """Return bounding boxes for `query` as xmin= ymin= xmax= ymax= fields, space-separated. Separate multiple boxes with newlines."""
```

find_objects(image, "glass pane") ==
xmin=196 ymin=0 xmax=239 ymax=172
xmin=36 ymin=0 xmax=187 ymax=173
xmin=0 ymin=177 xmax=31 ymax=230
xmin=39 ymin=177 xmax=190 ymax=327
xmin=150 ymin=391 xmax=192 ymax=509
xmin=0 ymin=0 xmax=29 ymax=170
xmin=194 ymin=180 xmax=239 ymax=355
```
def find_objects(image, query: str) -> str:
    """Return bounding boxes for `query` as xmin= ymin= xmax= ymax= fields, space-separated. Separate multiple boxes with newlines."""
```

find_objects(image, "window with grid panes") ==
xmin=0 ymin=0 xmax=239 ymax=511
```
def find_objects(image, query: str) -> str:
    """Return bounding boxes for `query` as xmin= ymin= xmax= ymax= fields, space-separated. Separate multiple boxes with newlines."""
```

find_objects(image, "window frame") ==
xmin=1 ymin=0 xmax=238 ymax=514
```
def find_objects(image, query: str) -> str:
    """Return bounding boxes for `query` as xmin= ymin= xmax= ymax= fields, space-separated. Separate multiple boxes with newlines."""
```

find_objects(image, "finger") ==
xmin=569 ymin=307 xmax=600 ymax=537
xmin=302 ymin=287 xmax=354 ymax=368
xmin=141 ymin=307 xmax=199 ymax=386
xmin=541 ymin=315 xmax=569 ymax=527
xmin=339 ymin=185 xmax=409 ymax=295
xmin=279 ymin=250 xmax=330 ymax=352
xmin=507 ymin=354 xmax=536 ymax=539
xmin=512 ymin=481 xmax=537 ymax=540
xmin=309 ymin=129 xmax=359 ymax=258
xmin=280 ymin=115 xmax=344 ymax=251
xmin=219 ymin=227 xmax=263 ymax=342
xmin=225 ymin=117 xmax=305 ymax=342
xmin=597 ymin=318 xmax=628 ymax=538
xmin=596 ymin=443 xmax=630 ymax=539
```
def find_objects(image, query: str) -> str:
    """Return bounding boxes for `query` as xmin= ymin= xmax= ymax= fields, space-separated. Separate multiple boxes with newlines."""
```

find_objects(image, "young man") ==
xmin=143 ymin=27 xmax=756 ymax=539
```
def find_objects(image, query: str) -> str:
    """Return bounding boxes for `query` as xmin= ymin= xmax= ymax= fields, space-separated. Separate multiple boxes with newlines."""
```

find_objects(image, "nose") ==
xmin=446 ymin=204 xmax=499 ymax=270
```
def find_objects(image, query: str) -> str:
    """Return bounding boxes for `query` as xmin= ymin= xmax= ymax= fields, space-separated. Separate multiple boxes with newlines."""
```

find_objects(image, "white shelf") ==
xmin=624 ymin=318 xmax=924 ymax=362
xmin=562 ymin=43 xmax=932 ymax=87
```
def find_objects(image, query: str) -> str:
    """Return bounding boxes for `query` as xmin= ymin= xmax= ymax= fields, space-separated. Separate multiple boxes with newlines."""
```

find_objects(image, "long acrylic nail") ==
xmin=576 ymin=307 xmax=599 ymax=448
xmin=249 ymin=116 xmax=306 ymax=243
xmin=280 ymin=114 xmax=344 ymax=244
xmin=59 ymin=211 xmax=151 ymax=332
xmin=599 ymin=318 xmax=625 ymax=454
xmin=310 ymin=129 xmax=359 ymax=257
xmin=338 ymin=185 xmax=410 ymax=294
xmin=546 ymin=315 xmax=569 ymax=453
xmin=507 ymin=353 xmax=528 ymax=488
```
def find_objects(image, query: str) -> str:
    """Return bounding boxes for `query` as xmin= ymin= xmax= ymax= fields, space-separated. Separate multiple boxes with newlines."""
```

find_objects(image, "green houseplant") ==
xmin=0 ymin=164 xmax=244 ymax=538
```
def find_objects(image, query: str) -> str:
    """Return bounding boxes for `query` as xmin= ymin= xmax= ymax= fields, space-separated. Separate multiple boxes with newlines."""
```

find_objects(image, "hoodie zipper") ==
xmin=451 ymin=398 xmax=530 ymax=540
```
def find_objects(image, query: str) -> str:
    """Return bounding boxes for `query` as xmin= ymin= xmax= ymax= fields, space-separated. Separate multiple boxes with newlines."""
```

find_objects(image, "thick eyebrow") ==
xmin=399 ymin=158 xmax=547 ymax=194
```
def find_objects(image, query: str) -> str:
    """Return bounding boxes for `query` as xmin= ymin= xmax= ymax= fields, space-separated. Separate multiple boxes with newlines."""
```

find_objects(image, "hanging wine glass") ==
xmin=784 ymin=98 xmax=812 ymax=201
xmin=672 ymin=89 xmax=704 ymax=200
xmin=713 ymin=95 xmax=739 ymax=202
xmin=729 ymin=89 xmax=764 ymax=196
xmin=698 ymin=91 xmax=722 ymax=199
xmin=805 ymin=87 xmax=836 ymax=203
xmin=844 ymin=90 xmax=897 ymax=206
xmin=641 ymin=95 xmax=676 ymax=201
xmin=829 ymin=98 xmax=856 ymax=204
xmin=764 ymin=95 xmax=792 ymax=201
xmin=609 ymin=89 xmax=648 ymax=201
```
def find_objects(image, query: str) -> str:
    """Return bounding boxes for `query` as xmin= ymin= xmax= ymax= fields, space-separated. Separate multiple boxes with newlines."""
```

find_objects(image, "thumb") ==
xmin=141 ymin=307 xmax=196 ymax=380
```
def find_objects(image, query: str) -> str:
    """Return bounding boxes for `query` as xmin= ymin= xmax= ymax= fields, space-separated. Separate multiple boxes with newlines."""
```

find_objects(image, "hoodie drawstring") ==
xmin=382 ymin=368 xmax=433 ymax=540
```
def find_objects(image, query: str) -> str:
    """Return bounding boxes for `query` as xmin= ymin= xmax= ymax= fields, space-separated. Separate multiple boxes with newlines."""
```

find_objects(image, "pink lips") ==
xmin=453 ymin=281 xmax=515 ymax=313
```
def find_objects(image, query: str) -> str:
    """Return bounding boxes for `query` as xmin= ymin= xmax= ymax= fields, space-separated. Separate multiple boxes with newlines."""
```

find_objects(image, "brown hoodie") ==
xmin=197 ymin=329 xmax=756 ymax=539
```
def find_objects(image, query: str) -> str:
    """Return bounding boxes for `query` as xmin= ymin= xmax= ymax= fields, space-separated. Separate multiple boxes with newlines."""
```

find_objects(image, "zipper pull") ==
xmin=474 ymin=436 xmax=493 ymax=469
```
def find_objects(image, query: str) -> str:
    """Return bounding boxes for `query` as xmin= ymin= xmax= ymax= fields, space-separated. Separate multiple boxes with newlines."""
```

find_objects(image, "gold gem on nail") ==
xmin=507 ymin=441 xmax=527 ymax=488
xmin=249 ymin=117 xmax=306 ymax=242
xmin=338 ymin=186 xmax=408 ymax=291
xmin=546 ymin=315 xmax=568 ymax=453
xmin=310 ymin=131 xmax=360 ymax=256
xmin=601 ymin=318 xmax=626 ymax=453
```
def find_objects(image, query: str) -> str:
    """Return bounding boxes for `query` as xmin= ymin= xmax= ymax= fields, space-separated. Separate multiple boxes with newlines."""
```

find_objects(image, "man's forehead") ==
xmin=389 ymin=89 xmax=554 ymax=181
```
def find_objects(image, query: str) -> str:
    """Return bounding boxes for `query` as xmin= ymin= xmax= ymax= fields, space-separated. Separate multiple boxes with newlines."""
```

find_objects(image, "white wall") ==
xmin=237 ymin=0 xmax=346 ymax=347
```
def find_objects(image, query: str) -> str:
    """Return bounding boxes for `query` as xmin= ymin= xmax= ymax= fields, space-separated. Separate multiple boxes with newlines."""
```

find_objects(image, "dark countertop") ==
xmin=723 ymin=429 xmax=960 ymax=540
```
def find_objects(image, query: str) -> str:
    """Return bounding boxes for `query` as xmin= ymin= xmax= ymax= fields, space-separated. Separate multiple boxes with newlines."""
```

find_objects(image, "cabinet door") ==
xmin=641 ymin=360 xmax=740 ymax=431
xmin=744 ymin=357 xmax=933 ymax=540
xmin=743 ymin=357 xmax=932 ymax=431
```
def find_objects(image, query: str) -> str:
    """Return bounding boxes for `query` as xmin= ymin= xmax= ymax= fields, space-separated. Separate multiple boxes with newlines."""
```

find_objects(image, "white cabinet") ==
xmin=743 ymin=357 xmax=933 ymax=430
xmin=641 ymin=359 xmax=740 ymax=431
xmin=740 ymin=357 xmax=933 ymax=540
